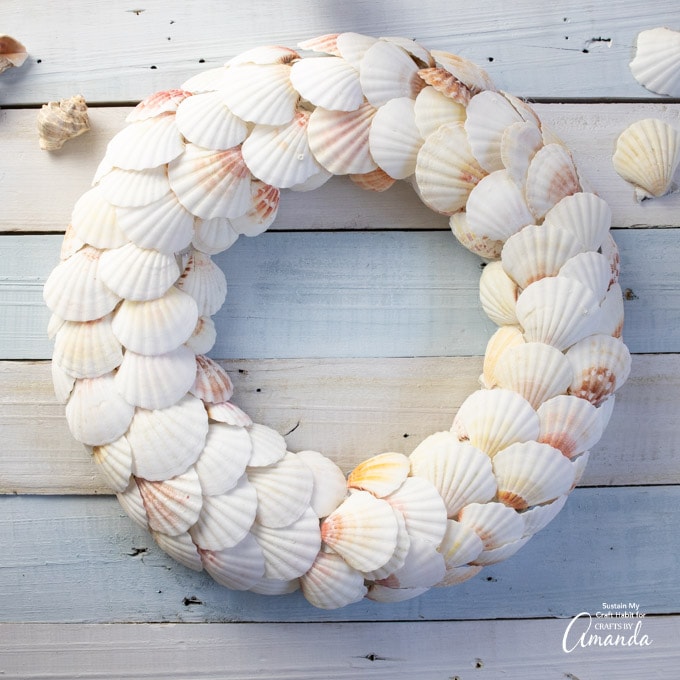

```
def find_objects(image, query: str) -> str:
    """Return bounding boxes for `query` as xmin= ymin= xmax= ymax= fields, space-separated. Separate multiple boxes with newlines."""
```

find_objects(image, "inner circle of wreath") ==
xmin=44 ymin=33 xmax=632 ymax=609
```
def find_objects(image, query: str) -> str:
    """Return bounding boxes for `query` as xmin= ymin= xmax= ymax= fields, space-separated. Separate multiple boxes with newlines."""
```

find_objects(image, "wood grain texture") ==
xmin=1 ymin=354 xmax=678 ymax=494
xmin=1 ymin=617 xmax=677 ymax=679
xmin=2 ymin=104 xmax=680 ymax=234
xmin=2 ymin=0 xmax=679 ymax=103
xmin=0 ymin=487 xmax=677 ymax=623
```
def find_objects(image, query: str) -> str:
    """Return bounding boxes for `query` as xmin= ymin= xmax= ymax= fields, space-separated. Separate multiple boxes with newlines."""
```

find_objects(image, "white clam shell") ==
xmin=153 ymin=530 xmax=203 ymax=571
xmin=438 ymin=520 xmax=484 ymax=568
xmin=543 ymin=192 xmax=611 ymax=252
xmin=176 ymin=250 xmax=227 ymax=317
xmin=409 ymin=432 xmax=496 ymax=518
xmin=296 ymin=450 xmax=348 ymax=519
xmin=194 ymin=422 xmax=252 ymax=495
xmin=71 ymin=186 xmax=127 ymax=250
xmin=525 ymin=144 xmax=581 ymax=219
xmin=92 ymin=435 xmax=133 ymax=492
xmin=479 ymin=260 xmax=519 ymax=326
xmin=201 ymin=534 xmax=266 ymax=590
xmin=97 ymin=166 xmax=170 ymax=208
xmin=290 ymin=56 xmax=363 ymax=111
xmin=301 ymin=552 xmax=367 ymax=610
xmin=630 ymin=27 xmax=680 ymax=97
xmin=458 ymin=501 xmax=524 ymax=550
xmin=347 ymin=451 xmax=410 ymax=497
xmin=413 ymin=86 xmax=466 ymax=138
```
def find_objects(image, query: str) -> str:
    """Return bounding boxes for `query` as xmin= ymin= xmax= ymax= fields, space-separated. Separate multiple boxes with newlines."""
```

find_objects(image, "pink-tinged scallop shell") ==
xmin=452 ymin=388 xmax=540 ymax=458
xmin=543 ymin=192 xmax=611 ymax=252
xmin=99 ymin=243 xmax=180 ymax=302
xmin=596 ymin=282 xmax=625 ymax=338
xmin=201 ymin=533 xmax=265 ymax=590
xmin=189 ymin=474 xmax=258 ymax=550
xmin=492 ymin=342 xmax=572 ymax=409
xmin=430 ymin=50 xmax=495 ymax=93
xmin=630 ymin=27 xmax=680 ymax=97
xmin=194 ymin=423 xmax=252 ymax=495
xmin=193 ymin=216 xmax=240 ymax=254
xmin=116 ymin=479 xmax=150 ymax=530
xmin=472 ymin=535 xmax=530 ymax=566
xmin=71 ymin=186 xmax=127 ymax=250
xmin=176 ymin=250 xmax=227 ymax=317
xmin=409 ymin=432 xmax=497 ymax=518
xmin=376 ymin=536 xmax=446 ymax=589
xmin=231 ymin=180 xmax=281 ymax=237
xmin=92 ymin=435 xmax=133 ymax=492
xmin=436 ymin=564 xmax=482 ymax=587
xmin=242 ymin=111 xmax=324 ymax=188
xmin=168 ymin=144 xmax=253 ymax=220
xmin=0 ymin=35 xmax=27 ymax=73
xmin=321 ymin=490 xmax=399 ymax=572
xmin=482 ymin=326 xmax=526 ymax=389
xmin=501 ymin=120 xmax=544 ymax=187
xmin=458 ymin=501 xmax=524 ymax=550
xmin=105 ymin=113 xmax=185 ymax=171
xmin=349 ymin=168 xmax=396 ymax=192
xmin=186 ymin=316 xmax=217 ymax=355
xmin=97 ymin=166 xmax=171 ymax=208
xmin=515 ymin=277 xmax=600 ymax=351
xmin=126 ymin=89 xmax=192 ymax=122
xmin=559 ymin=251 xmax=611 ymax=302
xmin=415 ymin=121 xmax=486 ymax=214
xmin=290 ymin=56 xmax=363 ymax=111
xmin=65 ymin=373 xmax=134 ymax=446
xmin=136 ymin=469 xmax=202 ymax=536
xmin=416 ymin=68 xmax=472 ymax=106
xmin=228 ymin=45 xmax=300 ymax=66
xmin=525 ymin=144 xmax=581 ymax=219
xmin=438 ymin=520 xmax=484 ymax=568
xmin=465 ymin=170 xmax=534 ymax=242
xmin=501 ymin=222 xmax=584 ymax=290
xmin=520 ymin=494 xmax=568 ymax=538
xmin=191 ymin=355 xmax=233 ymax=404
xmin=43 ymin=246 xmax=121 ymax=322
xmin=51 ymin=358 xmax=75 ymax=403
xmin=566 ymin=334 xmax=632 ymax=406
xmin=300 ymin=552 xmax=367 ymax=609
xmin=220 ymin=63 xmax=298 ymax=126
xmin=493 ymin=440 xmax=575 ymax=510
xmin=414 ymin=86 xmax=466 ymax=138
xmin=537 ymin=394 xmax=603 ymax=459
xmin=383 ymin=476 xmax=448 ymax=545
xmin=368 ymin=97 xmax=423 ymax=179
xmin=205 ymin=400 xmax=252 ymax=427
xmin=247 ymin=452 xmax=314 ymax=528
xmin=296 ymin=450 xmax=348 ymax=519
xmin=449 ymin=211 xmax=504 ymax=260
xmin=336 ymin=32 xmax=378 ymax=68
xmin=59 ymin=223 xmax=86 ymax=261
xmin=298 ymin=34 xmax=341 ymax=56
xmin=53 ymin=314 xmax=122 ymax=379
xmin=127 ymin=394 xmax=209 ymax=481
xmin=362 ymin=509 xmax=410 ymax=581
xmin=251 ymin=506 xmax=321 ymax=580
xmin=116 ymin=191 xmax=194 ymax=255
xmin=479 ymin=260 xmax=519 ymax=326
xmin=111 ymin=286 xmax=198 ymax=356
xmin=175 ymin=91 xmax=248 ymax=150
xmin=612 ymin=118 xmax=680 ymax=200
xmin=307 ymin=101 xmax=378 ymax=175
xmin=347 ymin=452 xmax=410 ymax=497
xmin=153 ymin=530 xmax=202 ymax=571
xmin=359 ymin=39 xmax=423 ymax=107
xmin=367 ymin=584 xmax=430 ymax=602
xmin=382 ymin=36 xmax=433 ymax=67
xmin=600 ymin=232 xmax=620 ymax=287
xmin=247 ymin=423 xmax=287 ymax=467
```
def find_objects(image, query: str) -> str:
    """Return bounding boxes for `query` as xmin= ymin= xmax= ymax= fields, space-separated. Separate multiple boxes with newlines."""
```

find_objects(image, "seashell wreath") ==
xmin=44 ymin=33 xmax=631 ymax=609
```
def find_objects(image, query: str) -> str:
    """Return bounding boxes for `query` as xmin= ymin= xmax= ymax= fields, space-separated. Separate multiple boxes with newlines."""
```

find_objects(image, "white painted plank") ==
xmin=0 ymin=618 xmax=677 ymax=679
xmin=2 ymin=104 xmax=680 ymax=234
xmin=0 ymin=487 xmax=677 ymax=622
xmin=1 ymin=229 xmax=677 ymax=359
xmin=1 ymin=355 xmax=678 ymax=494
xmin=2 ymin=0 xmax=679 ymax=103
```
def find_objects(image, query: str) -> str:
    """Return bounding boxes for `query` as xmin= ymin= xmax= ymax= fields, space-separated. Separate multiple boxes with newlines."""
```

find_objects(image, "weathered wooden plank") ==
xmin=2 ymin=104 xmax=680 ymax=234
xmin=1 ymin=354 xmax=678 ymax=494
xmin=0 ymin=617 xmax=677 ymax=679
xmin=1 ymin=229 xmax=678 ymax=359
xmin=0 ymin=487 xmax=677 ymax=622
xmin=2 ymin=0 xmax=679 ymax=103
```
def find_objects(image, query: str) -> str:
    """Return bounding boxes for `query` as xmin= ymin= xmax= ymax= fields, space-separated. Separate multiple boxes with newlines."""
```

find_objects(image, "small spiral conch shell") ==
xmin=37 ymin=95 xmax=91 ymax=151
xmin=0 ymin=35 xmax=27 ymax=74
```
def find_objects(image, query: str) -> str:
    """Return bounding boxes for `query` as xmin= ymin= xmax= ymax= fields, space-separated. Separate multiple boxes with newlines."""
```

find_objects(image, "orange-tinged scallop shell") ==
xmin=479 ymin=260 xmax=519 ymax=326
xmin=126 ymin=89 xmax=192 ymax=122
xmin=438 ymin=519 xmax=484 ymax=568
xmin=416 ymin=67 xmax=472 ymax=106
xmin=481 ymin=325 xmax=526 ymax=389
xmin=458 ymin=501 xmax=524 ymax=550
xmin=347 ymin=451 xmax=410 ymax=497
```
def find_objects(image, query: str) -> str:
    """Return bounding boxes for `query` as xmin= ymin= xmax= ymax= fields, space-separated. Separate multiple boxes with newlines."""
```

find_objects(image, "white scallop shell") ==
xmin=97 ymin=166 xmax=170 ymax=208
xmin=413 ymin=86 xmax=466 ymax=138
xmin=194 ymin=422 xmax=252 ymax=495
xmin=71 ymin=186 xmax=127 ymax=249
xmin=201 ymin=534 xmax=266 ymax=591
xmin=381 ymin=36 xmax=433 ymax=67
xmin=181 ymin=66 xmax=229 ymax=94
xmin=190 ymin=355 xmax=234 ymax=404
xmin=290 ymin=56 xmax=363 ymax=111
xmin=205 ymin=400 xmax=252 ymax=427
xmin=436 ymin=564 xmax=483 ymax=588
xmin=300 ymin=552 xmax=367 ymax=609
xmin=472 ymin=536 xmax=530 ymax=566
xmin=559 ymin=251 xmax=611 ymax=302
xmin=59 ymin=223 xmax=86 ymax=261
xmin=51 ymin=358 xmax=75 ymax=403
xmin=247 ymin=423 xmax=287 ymax=467
xmin=127 ymin=394 xmax=209 ymax=481
xmin=479 ymin=260 xmax=519 ymax=326
xmin=347 ymin=452 xmax=410 ymax=497
xmin=630 ymin=27 xmax=680 ymax=97
xmin=520 ymin=494 xmax=568 ymax=538
xmin=596 ymin=282 xmax=625 ymax=338
xmin=230 ymin=180 xmax=281 ymax=236
xmin=227 ymin=45 xmax=300 ymax=66
xmin=336 ymin=32 xmax=378 ymax=68
xmin=500 ymin=120 xmax=544 ymax=187
xmin=192 ymin=217 xmax=240 ymax=255
xmin=350 ymin=168 xmax=396 ymax=192
xmin=376 ymin=536 xmax=446 ymax=589
xmin=366 ymin=584 xmax=430 ymax=602
xmin=458 ymin=501 xmax=524 ymax=550
xmin=438 ymin=520 xmax=484 ymax=568
xmin=409 ymin=432 xmax=497 ymax=518
xmin=296 ymin=450 xmax=348 ymax=518
xmin=493 ymin=440 xmax=575 ymax=509
xmin=542 ymin=192 xmax=611 ymax=252
xmin=451 ymin=388 xmax=540 ymax=457
xmin=612 ymin=118 xmax=680 ymax=200
xmin=153 ymin=530 xmax=202 ymax=571
xmin=65 ymin=373 xmax=134 ymax=446
xmin=481 ymin=325 xmax=526 ymax=389
xmin=116 ymin=479 xmax=149 ymax=530
xmin=248 ymin=576 xmax=300 ymax=596
xmin=175 ymin=250 xmax=227 ymax=317
xmin=362 ymin=509 xmax=410 ymax=581
xmin=430 ymin=50 xmax=495 ymax=93
xmin=449 ymin=211 xmax=504 ymax=260
xmin=298 ymin=33 xmax=341 ymax=56
xmin=92 ymin=435 xmax=133 ymax=492
xmin=175 ymin=91 xmax=248 ymax=150
xmin=525 ymin=144 xmax=581 ymax=219
xmin=126 ymin=89 xmax=192 ymax=122
xmin=186 ymin=316 xmax=217 ymax=355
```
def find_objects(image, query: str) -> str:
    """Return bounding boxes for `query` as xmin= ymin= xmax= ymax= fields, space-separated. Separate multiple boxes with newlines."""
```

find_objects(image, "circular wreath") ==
xmin=44 ymin=33 xmax=631 ymax=609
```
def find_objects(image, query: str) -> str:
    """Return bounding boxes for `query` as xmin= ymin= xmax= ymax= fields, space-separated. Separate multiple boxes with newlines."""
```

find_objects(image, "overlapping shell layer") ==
xmin=44 ymin=33 xmax=630 ymax=609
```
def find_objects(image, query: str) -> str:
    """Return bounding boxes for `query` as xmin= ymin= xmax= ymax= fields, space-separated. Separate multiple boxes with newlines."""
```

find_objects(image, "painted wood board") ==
xmin=2 ymin=0 xmax=679 ymax=103
xmin=1 ymin=354 xmax=678 ymax=494
xmin=0 ymin=617 xmax=676 ymax=679
xmin=2 ymin=104 xmax=680 ymax=234
xmin=1 ymin=229 xmax=677 ymax=360
xmin=0 ymin=486 xmax=677 ymax=623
